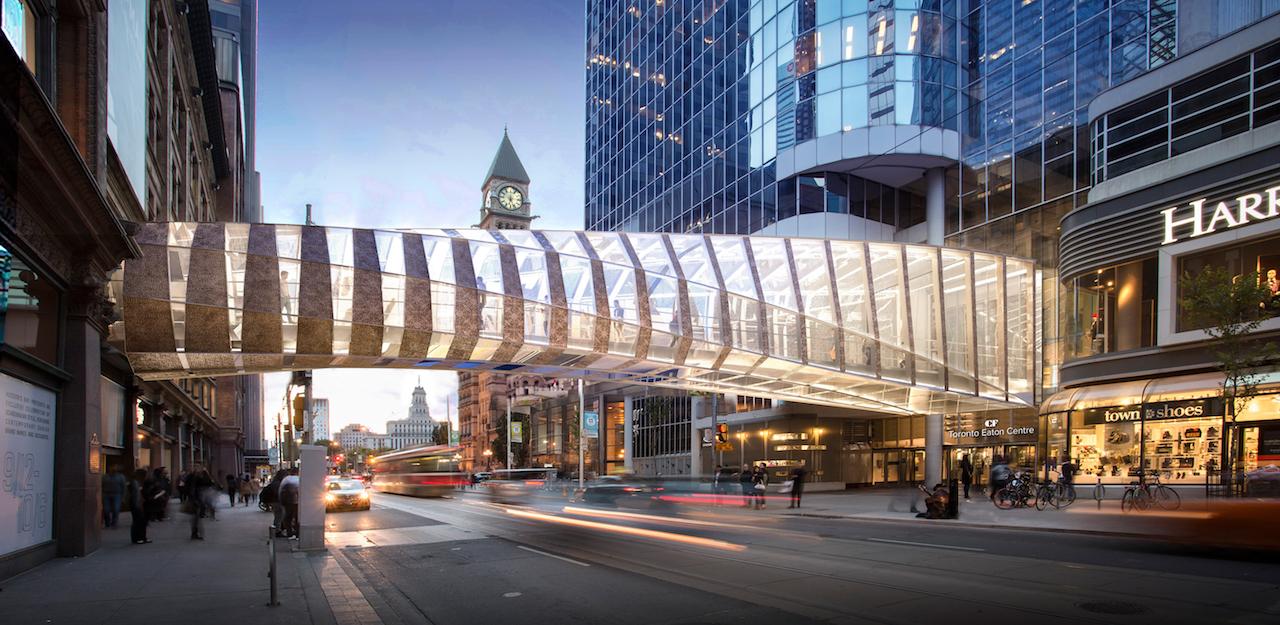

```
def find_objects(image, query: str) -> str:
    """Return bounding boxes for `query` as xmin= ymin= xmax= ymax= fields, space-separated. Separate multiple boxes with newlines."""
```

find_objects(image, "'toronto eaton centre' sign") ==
xmin=1161 ymin=184 xmax=1280 ymax=245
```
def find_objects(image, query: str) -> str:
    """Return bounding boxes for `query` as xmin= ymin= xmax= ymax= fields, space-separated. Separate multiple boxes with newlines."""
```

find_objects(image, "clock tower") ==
xmin=479 ymin=128 xmax=535 ymax=230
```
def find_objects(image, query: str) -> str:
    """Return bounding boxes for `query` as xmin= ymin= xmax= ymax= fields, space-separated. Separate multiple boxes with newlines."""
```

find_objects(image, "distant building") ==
xmin=387 ymin=380 xmax=440 ymax=449
xmin=336 ymin=423 xmax=387 ymax=450
xmin=312 ymin=398 xmax=331 ymax=442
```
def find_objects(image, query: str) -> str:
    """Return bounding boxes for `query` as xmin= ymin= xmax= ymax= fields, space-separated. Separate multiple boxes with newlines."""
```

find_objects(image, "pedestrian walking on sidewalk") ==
xmin=239 ymin=473 xmax=253 ymax=505
xmin=959 ymin=454 xmax=974 ymax=501
xmin=128 ymin=469 xmax=151 ymax=544
xmin=738 ymin=464 xmax=754 ymax=507
xmin=280 ymin=468 xmax=301 ymax=538
xmin=185 ymin=467 xmax=215 ymax=539
xmin=225 ymin=474 xmax=240 ymax=508
xmin=787 ymin=465 xmax=807 ymax=509
xmin=263 ymin=469 xmax=287 ymax=532
xmin=248 ymin=474 xmax=262 ymax=505
xmin=102 ymin=467 xmax=125 ymax=528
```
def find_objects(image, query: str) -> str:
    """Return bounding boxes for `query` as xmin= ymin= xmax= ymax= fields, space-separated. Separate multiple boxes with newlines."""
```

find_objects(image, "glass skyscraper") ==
xmin=586 ymin=0 xmax=1280 ymax=387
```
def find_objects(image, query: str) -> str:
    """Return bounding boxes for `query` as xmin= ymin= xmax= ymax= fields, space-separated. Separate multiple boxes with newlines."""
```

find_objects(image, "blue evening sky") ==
xmin=257 ymin=1 xmax=585 ymax=437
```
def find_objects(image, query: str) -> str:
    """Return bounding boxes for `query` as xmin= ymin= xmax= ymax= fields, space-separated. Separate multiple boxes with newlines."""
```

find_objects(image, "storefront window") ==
xmin=1176 ymin=233 xmax=1280 ymax=332
xmin=0 ymin=243 xmax=61 ymax=366
xmin=100 ymin=377 xmax=127 ymax=448
xmin=1071 ymin=409 xmax=1142 ymax=482
xmin=1064 ymin=257 xmax=1156 ymax=360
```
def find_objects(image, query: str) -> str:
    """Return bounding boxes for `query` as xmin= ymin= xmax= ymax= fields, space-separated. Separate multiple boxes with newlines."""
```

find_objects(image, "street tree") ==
xmin=1179 ymin=266 xmax=1278 ymax=474
xmin=490 ymin=412 xmax=528 ymax=468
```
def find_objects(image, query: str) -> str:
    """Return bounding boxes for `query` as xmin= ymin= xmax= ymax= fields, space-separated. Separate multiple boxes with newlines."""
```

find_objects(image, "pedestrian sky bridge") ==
xmin=110 ymin=223 xmax=1038 ymax=415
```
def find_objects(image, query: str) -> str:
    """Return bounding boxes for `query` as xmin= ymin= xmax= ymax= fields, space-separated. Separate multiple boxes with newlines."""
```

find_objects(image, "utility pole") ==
xmin=506 ymin=396 xmax=512 ymax=471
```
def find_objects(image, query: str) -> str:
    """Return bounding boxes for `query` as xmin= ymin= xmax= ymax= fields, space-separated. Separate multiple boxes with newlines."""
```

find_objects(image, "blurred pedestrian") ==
xmin=101 ymin=467 xmax=125 ymax=528
xmin=177 ymin=471 xmax=188 ymax=503
xmin=263 ymin=469 xmax=287 ymax=533
xmin=280 ymin=468 xmax=300 ymax=538
xmin=989 ymin=456 xmax=1011 ymax=502
xmin=959 ymin=454 xmax=974 ymax=501
xmin=185 ymin=467 xmax=215 ymax=539
xmin=787 ymin=465 xmax=807 ymax=509
xmin=752 ymin=463 xmax=769 ymax=509
xmin=239 ymin=473 xmax=253 ymax=505
xmin=148 ymin=467 xmax=170 ymax=521
xmin=128 ymin=469 xmax=151 ymax=544
xmin=225 ymin=473 xmax=240 ymax=508
xmin=248 ymin=474 xmax=262 ymax=505
xmin=738 ymin=464 xmax=754 ymax=507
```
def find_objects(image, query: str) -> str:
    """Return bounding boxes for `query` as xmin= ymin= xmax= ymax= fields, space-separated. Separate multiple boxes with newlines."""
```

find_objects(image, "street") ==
xmin=315 ymin=491 xmax=1280 ymax=625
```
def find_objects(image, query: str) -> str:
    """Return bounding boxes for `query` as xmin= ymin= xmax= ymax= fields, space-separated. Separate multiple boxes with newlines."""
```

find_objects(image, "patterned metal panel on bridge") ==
xmin=110 ymin=223 xmax=1038 ymax=415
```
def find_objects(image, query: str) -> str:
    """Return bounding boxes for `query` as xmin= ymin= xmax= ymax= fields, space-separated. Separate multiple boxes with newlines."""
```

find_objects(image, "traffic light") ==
xmin=292 ymin=394 xmax=306 ymax=432
xmin=715 ymin=423 xmax=728 ymax=443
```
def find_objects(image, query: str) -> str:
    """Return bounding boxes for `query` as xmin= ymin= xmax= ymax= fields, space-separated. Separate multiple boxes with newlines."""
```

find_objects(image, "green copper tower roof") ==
xmin=483 ymin=129 xmax=530 ymax=185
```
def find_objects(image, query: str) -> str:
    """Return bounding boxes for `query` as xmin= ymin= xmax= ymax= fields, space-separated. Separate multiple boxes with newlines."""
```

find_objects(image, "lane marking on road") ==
xmin=866 ymin=537 xmax=986 ymax=552
xmin=517 ymin=544 xmax=591 ymax=567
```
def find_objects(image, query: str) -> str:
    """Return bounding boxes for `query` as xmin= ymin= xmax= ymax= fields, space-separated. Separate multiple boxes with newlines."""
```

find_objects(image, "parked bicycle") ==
xmin=994 ymin=471 xmax=1036 ymax=509
xmin=1141 ymin=471 xmax=1181 ymax=510
xmin=1035 ymin=477 xmax=1077 ymax=511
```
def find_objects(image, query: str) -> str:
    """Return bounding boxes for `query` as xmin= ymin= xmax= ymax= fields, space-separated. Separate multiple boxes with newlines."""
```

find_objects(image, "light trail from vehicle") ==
xmin=504 ymin=507 xmax=747 ymax=552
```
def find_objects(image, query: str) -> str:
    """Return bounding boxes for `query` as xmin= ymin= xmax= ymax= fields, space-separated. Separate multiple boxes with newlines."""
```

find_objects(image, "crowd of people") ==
xmin=711 ymin=463 xmax=808 ymax=509
xmin=100 ymin=465 xmax=273 ymax=544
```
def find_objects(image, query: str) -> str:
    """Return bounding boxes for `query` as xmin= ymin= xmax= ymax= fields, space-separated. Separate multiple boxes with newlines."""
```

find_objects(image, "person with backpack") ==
xmin=262 ymin=469 xmax=287 ymax=532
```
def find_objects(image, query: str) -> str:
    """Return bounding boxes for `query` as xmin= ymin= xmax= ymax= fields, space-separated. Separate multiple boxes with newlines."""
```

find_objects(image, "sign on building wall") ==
xmin=944 ymin=412 xmax=1038 ymax=445
xmin=0 ymin=372 xmax=56 ymax=557
xmin=583 ymin=411 xmax=599 ymax=438
xmin=510 ymin=421 xmax=523 ymax=443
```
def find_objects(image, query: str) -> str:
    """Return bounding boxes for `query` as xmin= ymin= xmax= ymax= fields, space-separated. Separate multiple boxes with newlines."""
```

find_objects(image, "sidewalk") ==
xmin=0 ymin=499 xmax=337 ymax=625
xmin=750 ymin=486 xmax=1248 ymax=538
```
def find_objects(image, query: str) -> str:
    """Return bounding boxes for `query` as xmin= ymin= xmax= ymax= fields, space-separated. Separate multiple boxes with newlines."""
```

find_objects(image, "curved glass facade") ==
xmin=112 ymin=222 xmax=1038 ymax=414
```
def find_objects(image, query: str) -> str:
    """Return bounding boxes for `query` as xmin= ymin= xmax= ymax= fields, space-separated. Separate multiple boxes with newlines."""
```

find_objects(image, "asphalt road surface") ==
xmin=319 ymin=491 xmax=1280 ymax=625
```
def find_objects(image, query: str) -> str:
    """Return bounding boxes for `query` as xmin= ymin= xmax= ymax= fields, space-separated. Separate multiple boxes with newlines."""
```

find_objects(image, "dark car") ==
xmin=325 ymin=479 xmax=371 ymax=512
xmin=582 ymin=475 xmax=666 ymax=508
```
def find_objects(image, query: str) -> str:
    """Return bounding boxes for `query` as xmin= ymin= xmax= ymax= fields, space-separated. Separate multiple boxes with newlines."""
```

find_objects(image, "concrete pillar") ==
xmin=623 ymin=396 xmax=634 ymax=472
xmin=297 ymin=444 xmax=326 ymax=551
xmin=926 ymin=167 xmax=946 ymax=247
xmin=690 ymin=396 xmax=706 ymax=478
xmin=925 ymin=413 xmax=944 ymax=486
xmin=54 ymin=299 xmax=105 ymax=557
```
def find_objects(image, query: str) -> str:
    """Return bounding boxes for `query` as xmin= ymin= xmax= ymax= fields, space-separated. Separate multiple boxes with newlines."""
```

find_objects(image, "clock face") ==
xmin=498 ymin=186 xmax=523 ymax=210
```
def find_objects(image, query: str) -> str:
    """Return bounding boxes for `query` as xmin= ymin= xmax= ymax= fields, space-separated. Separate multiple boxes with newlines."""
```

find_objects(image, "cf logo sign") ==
xmin=983 ymin=419 xmax=999 ymax=428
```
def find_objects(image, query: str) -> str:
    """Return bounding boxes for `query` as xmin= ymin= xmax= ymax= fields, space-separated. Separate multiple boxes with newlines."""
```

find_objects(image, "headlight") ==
xmin=324 ymin=493 xmax=335 ymax=502
xmin=358 ymin=491 xmax=370 ymax=499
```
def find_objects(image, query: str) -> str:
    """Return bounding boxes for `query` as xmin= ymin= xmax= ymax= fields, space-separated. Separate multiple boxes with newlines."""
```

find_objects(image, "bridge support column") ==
xmin=623 ymin=396 xmax=634 ymax=472
xmin=925 ymin=413 xmax=944 ymax=486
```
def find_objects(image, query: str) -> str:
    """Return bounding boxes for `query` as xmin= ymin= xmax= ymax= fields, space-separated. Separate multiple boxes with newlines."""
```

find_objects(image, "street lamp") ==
xmin=482 ymin=448 xmax=493 ymax=470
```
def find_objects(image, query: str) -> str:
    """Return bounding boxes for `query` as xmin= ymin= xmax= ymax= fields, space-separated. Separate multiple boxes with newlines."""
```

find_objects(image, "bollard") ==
xmin=1094 ymin=477 xmax=1104 ymax=511
xmin=947 ymin=478 xmax=960 ymax=519
xmin=267 ymin=524 xmax=279 ymax=607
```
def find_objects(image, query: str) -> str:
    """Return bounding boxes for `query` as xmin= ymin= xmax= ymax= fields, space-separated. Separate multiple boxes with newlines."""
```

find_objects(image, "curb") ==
xmin=778 ymin=511 xmax=1165 ymax=541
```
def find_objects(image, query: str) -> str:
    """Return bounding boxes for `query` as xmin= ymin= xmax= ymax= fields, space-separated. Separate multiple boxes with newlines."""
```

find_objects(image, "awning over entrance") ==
xmin=1041 ymin=370 xmax=1280 ymax=417
xmin=110 ymin=223 xmax=1039 ymax=415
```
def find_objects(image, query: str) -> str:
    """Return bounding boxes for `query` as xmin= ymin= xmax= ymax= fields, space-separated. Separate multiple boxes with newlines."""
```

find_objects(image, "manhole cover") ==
xmin=1078 ymin=601 xmax=1147 ymax=615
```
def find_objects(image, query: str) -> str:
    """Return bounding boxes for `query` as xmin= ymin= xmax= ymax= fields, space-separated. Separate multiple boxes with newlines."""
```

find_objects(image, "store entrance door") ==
xmin=948 ymin=447 xmax=993 ymax=492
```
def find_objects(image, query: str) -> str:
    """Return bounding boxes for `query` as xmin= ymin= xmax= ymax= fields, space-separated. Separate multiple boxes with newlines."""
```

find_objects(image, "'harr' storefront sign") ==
xmin=1081 ymin=398 xmax=1224 ymax=425
xmin=1161 ymin=183 xmax=1280 ymax=245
